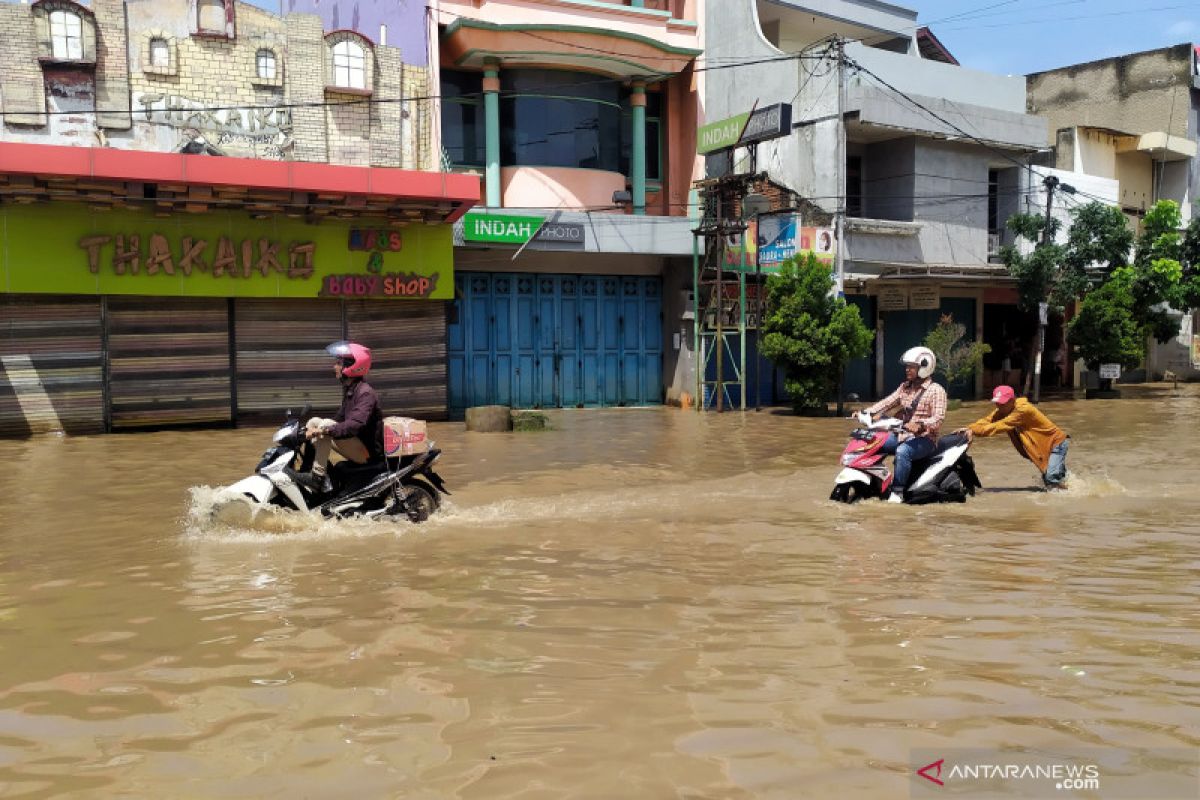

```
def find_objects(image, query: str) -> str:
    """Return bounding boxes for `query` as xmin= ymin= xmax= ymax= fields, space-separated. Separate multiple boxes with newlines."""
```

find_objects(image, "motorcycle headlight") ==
xmin=841 ymin=454 xmax=856 ymax=466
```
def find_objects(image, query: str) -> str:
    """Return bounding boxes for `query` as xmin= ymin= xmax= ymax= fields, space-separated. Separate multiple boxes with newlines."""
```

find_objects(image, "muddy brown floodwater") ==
xmin=0 ymin=386 xmax=1198 ymax=798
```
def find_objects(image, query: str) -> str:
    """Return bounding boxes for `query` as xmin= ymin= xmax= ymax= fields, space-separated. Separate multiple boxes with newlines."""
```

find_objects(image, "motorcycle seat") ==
xmin=933 ymin=432 xmax=968 ymax=455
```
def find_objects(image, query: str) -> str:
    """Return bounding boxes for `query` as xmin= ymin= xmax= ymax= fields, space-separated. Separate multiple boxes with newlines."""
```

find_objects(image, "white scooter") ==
xmin=830 ymin=411 xmax=980 ymax=504
xmin=215 ymin=406 xmax=449 ymax=522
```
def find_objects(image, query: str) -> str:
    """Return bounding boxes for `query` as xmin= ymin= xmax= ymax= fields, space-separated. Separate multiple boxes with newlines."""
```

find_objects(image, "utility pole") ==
xmin=834 ymin=38 xmax=847 ymax=299
xmin=1032 ymin=174 xmax=1075 ymax=404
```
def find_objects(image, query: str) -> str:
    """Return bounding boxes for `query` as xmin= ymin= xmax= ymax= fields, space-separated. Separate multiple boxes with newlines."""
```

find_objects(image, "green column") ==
xmin=631 ymin=81 xmax=647 ymax=216
xmin=630 ymin=0 xmax=644 ymax=6
xmin=483 ymin=61 xmax=501 ymax=208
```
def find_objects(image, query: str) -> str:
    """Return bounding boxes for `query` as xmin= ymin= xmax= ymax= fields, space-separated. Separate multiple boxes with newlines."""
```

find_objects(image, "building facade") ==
xmin=1028 ymin=44 xmax=1200 ymax=383
xmin=702 ymin=0 xmax=1050 ymax=402
xmin=0 ymin=0 xmax=477 ymax=437
xmin=430 ymin=0 xmax=705 ymax=411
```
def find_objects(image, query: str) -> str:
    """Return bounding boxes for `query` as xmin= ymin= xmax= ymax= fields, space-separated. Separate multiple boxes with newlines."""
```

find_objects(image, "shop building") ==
xmin=430 ymin=0 xmax=705 ymax=410
xmin=0 ymin=0 xmax=477 ymax=437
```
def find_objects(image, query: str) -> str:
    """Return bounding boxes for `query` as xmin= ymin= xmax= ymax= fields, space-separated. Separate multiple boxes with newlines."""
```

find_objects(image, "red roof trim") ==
xmin=0 ymin=142 xmax=479 ymax=222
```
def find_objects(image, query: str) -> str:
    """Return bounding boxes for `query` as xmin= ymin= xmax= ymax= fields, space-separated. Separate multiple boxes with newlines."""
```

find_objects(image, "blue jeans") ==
xmin=1044 ymin=439 xmax=1069 ymax=486
xmin=881 ymin=433 xmax=936 ymax=492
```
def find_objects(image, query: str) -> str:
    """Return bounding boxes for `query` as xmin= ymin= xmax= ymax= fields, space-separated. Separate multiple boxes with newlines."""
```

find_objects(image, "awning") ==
xmin=1126 ymin=132 xmax=1197 ymax=162
xmin=0 ymin=142 xmax=480 ymax=224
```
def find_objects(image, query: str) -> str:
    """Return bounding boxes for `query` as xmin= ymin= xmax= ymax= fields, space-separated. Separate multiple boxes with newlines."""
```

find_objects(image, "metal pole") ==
xmin=716 ymin=232 xmax=724 ymax=413
xmin=739 ymin=218 xmax=747 ymax=412
xmin=754 ymin=211 xmax=762 ymax=411
xmin=834 ymin=39 xmax=847 ymax=298
xmin=693 ymin=230 xmax=701 ymax=412
xmin=1033 ymin=174 xmax=1058 ymax=404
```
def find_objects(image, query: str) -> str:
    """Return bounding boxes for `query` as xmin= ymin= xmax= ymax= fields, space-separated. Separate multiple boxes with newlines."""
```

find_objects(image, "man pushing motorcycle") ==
xmin=953 ymin=385 xmax=1070 ymax=490
xmin=860 ymin=346 xmax=947 ymax=504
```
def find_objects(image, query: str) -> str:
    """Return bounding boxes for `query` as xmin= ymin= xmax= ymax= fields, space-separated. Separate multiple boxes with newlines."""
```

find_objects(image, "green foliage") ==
xmin=1002 ymin=201 xmax=1132 ymax=313
xmin=1068 ymin=276 xmax=1145 ymax=371
xmin=923 ymin=314 xmax=991 ymax=386
xmin=760 ymin=253 xmax=874 ymax=414
xmin=1172 ymin=216 xmax=1200 ymax=309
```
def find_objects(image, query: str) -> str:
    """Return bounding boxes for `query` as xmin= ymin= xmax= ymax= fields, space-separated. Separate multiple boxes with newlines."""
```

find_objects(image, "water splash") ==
xmin=183 ymin=486 xmax=415 ymax=542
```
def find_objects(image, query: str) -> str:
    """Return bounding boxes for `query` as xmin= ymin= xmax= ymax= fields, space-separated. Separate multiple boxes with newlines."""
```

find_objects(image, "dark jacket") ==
xmin=328 ymin=379 xmax=384 ymax=459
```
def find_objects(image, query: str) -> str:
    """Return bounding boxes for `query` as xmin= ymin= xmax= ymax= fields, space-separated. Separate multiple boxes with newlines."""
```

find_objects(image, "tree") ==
xmin=923 ymin=313 xmax=991 ymax=388
xmin=760 ymin=253 xmax=873 ymax=414
xmin=1000 ymin=203 xmax=1132 ymax=394
xmin=1175 ymin=215 xmax=1200 ymax=309
xmin=1126 ymin=200 xmax=1185 ymax=344
xmin=1068 ymin=274 xmax=1145 ymax=377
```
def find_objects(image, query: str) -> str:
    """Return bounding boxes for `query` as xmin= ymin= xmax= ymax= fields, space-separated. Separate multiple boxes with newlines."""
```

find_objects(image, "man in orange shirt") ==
xmin=955 ymin=385 xmax=1070 ymax=489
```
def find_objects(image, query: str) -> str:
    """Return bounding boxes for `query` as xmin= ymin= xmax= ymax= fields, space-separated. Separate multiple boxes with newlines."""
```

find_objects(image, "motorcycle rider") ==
xmin=286 ymin=341 xmax=384 ymax=494
xmin=860 ymin=346 xmax=948 ymax=504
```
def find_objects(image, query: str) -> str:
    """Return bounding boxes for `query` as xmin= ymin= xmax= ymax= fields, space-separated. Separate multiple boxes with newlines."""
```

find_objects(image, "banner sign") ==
xmin=724 ymin=222 xmax=835 ymax=272
xmin=878 ymin=285 xmax=909 ymax=311
xmin=0 ymin=205 xmax=452 ymax=300
xmin=1192 ymin=334 xmax=1200 ymax=368
xmin=462 ymin=212 xmax=546 ymax=244
xmin=757 ymin=214 xmax=799 ymax=266
xmin=909 ymin=285 xmax=941 ymax=310
xmin=697 ymin=103 xmax=792 ymax=154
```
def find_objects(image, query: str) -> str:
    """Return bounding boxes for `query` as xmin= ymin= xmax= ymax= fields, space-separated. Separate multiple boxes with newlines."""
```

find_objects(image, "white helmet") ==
xmin=901 ymin=346 xmax=937 ymax=379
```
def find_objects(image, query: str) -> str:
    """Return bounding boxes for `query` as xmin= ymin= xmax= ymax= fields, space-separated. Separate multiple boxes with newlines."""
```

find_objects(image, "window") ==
xmin=846 ymin=156 xmax=863 ymax=218
xmin=198 ymin=0 xmax=228 ymax=33
xmin=441 ymin=70 xmax=484 ymax=168
xmin=256 ymin=48 xmax=276 ymax=81
xmin=987 ymin=169 xmax=1000 ymax=234
xmin=620 ymin=91 xmax=663 ymax=182
xmin=500 ymin=70 xmax=622 ymax=172
xmin=49 ymin=9 xmax=83 ymax=61
xmin=332 ymin=40 xmax=366 ymax=90
xmin=149 ymin=37 xmax=170 ymax=69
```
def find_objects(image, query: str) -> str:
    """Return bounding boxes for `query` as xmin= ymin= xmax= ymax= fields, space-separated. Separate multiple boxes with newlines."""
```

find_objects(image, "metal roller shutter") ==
xmin=0 ymin=295 xmax=104 ymax=437
xmin=345 ymin=300 xmax=448 ymax=421
xmin=105 ymin=297 xmax=232 ymax=429
xmin=234 ymin=299 xmax=344 ymax=424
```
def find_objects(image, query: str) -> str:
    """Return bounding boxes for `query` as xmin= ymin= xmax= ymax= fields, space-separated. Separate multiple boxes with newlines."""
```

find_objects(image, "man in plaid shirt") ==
xmin=862 ymin=346 xmax=948 ymax=503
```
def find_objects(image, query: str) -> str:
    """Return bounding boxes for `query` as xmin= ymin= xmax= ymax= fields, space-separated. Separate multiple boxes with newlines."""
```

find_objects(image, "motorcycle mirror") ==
xmin=300 ymin=402 xmax=312 ymax=421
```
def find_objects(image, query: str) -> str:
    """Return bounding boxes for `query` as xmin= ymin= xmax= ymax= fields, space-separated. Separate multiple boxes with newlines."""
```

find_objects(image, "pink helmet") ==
xmin=326 ymin=340 xmax=372 ymax=378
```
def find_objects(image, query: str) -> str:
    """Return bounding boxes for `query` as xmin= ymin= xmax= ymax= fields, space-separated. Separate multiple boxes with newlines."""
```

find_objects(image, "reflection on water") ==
xmin=1 ymin=386 xmax=1198 ymax=797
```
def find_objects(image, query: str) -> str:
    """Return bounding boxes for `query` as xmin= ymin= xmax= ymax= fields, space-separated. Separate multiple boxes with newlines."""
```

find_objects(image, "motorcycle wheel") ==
xmin=392 ymin=478 xmax=439 ymax=523
xmin=830 ymin=483 xmax=868 ymax=504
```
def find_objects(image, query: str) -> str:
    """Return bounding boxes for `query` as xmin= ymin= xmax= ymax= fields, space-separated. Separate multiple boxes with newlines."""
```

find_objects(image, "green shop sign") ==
xmin=0 ymin=205 xmax=453 ymax=300
xmin=697 ymin=113 xmax=750 ymax=155
xmin=462 ymin=212 xmax=546 ymax=244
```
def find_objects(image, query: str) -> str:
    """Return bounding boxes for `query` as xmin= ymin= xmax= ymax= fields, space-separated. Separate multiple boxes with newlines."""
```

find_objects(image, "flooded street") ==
xmin=1 ymin=387 xmax=1198 ymax=798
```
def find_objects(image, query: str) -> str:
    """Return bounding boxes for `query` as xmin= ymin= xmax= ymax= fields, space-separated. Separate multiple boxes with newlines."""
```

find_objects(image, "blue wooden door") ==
xmin=449 ymin=272 xmax=662 ymax=410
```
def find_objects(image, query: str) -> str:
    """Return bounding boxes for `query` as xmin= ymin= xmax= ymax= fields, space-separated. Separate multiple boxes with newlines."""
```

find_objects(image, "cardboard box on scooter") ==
xmin=383 ymin=416 xmax=428 ymax=456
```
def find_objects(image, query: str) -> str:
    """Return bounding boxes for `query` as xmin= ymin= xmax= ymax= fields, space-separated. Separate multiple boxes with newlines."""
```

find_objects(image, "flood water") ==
xmin=1 ymin=386 xmax=1198 ymax=798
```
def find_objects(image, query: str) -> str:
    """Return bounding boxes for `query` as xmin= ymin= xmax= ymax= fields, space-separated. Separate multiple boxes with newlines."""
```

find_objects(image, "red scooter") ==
xmin=830 ymin=411 xmax=980 ymax=504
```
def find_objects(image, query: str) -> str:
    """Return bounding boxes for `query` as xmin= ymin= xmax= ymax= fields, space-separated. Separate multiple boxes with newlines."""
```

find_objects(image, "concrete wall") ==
xmin=859 ymin=137 xmax=914 ymax=221
xmin=1028 ymin=44 xmax=1195 ymax=142
xmin=763 ymin=0 xmax=917 ymax=39
xmin=847 ymin=42 xmax=1027 ymax=115
xmin=704 ymin=0 xmax=1045 ymax=224
xmin=0 ymin=0 xmax=428 ymax=169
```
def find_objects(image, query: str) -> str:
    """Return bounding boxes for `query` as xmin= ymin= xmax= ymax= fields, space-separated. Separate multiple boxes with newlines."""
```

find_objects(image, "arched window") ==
xmin=49 ymin=9 xmax=83 ymax=60
xmin=149 ymin=37 xmax=170 ymax=68
xmin=332 ymin=40 xmax=365 ymax=90
xmin=256 ymin=48 xmax=276 ymax=81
